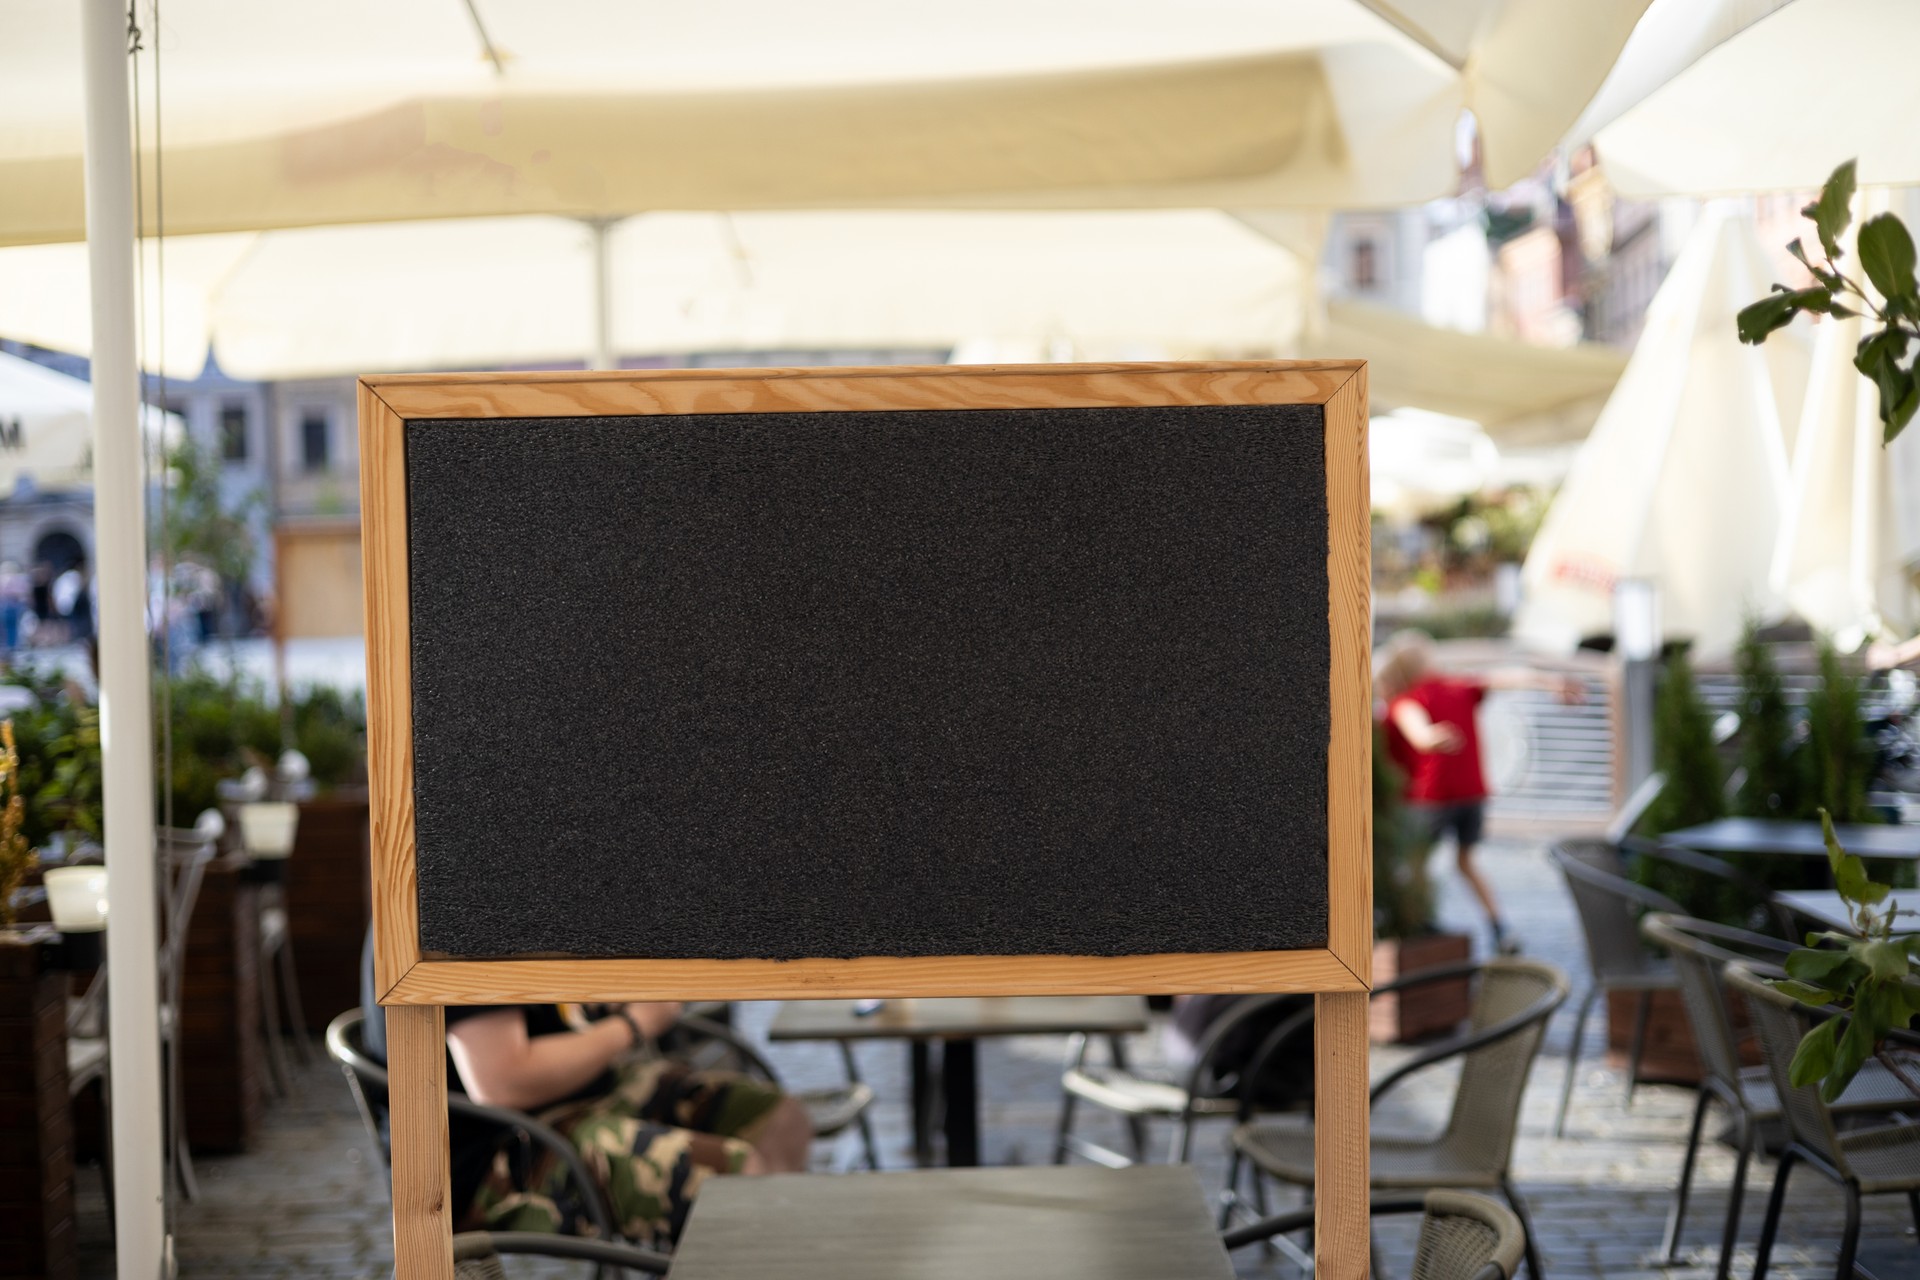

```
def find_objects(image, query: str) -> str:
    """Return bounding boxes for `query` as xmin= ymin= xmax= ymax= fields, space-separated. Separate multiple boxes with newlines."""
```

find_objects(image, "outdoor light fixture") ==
xmin=238 ymin=800 xmax=299 ymax=882
xmin=43 ymin=865 xmax=108 ymax=969
xmin=1613 ymin=578 xmax=1661 ymax=662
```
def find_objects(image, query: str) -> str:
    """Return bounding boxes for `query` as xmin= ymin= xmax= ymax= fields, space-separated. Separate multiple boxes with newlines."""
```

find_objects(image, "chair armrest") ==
xmin=445 ymin=1095 xmax=616 ymax=1243
xmin=1367 ymin=1000 xmax=1557 ymax=1106
xmin=1230 ymin=963 xmax=1493 ymax=1119
xmin=1178 ymin=992 xmax=1308 ymax=1104
xmin=677 ymin=1012 xmax=784 ymax=1085
xmin=455 ymin=1231 xmax=673 ymax=1275
xmin=1222 ymin=1196 xmax=1427 ymax=1251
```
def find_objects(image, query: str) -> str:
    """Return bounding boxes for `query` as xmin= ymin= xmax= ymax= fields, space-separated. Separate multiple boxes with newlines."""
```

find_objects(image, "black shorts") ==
xmin=1414 ymin=800 xmax=1485 ymax=849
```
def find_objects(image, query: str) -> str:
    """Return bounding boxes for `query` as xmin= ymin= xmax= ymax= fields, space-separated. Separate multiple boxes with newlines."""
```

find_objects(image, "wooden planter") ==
xmin=1371 ymin=931 xmax=1474 ymax=1043
xmin=1606 ymin=989 xmax=1703 ymax=1085
xmin=0 ymin=930 xmax=77 ymax=1280
xmin=284 ymin=788 xmax=371 ymax=1032
xmin=181 ymin=852 xmax=266 ymax=1153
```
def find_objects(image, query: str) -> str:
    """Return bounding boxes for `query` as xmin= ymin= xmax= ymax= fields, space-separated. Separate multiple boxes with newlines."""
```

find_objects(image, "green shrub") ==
xmin=1732 ymin=623 xmax=1806 ymax=819
xmin=1801 ymin=639 xmax=1879 ymax=825
xmin=1373 ymin=726 xmax=1434 ymax=939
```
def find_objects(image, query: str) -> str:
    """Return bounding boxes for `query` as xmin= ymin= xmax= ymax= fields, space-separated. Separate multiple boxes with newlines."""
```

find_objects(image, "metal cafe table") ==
xmin=768 ymin=996 xmax=1149 ymax=1167
xmin=665 ymin=1164 xmax=1234 ymax=1280
xmin=1662 ymin=818 xmax=1920 ymax=861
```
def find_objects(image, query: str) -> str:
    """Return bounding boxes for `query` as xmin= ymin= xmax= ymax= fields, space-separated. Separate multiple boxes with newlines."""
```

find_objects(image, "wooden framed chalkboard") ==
xmin=358 ymin=362 xmax=1372 ymax=1279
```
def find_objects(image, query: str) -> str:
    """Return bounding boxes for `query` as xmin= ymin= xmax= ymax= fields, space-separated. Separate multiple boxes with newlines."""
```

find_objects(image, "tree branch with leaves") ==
xmin=1737 ymin=160 xmax=1920 ymax=443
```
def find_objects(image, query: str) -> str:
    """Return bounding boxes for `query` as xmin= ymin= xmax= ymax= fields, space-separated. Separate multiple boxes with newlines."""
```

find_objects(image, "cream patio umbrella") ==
xmin=0 ymin=351 xmax=179 ymax=492
xmin=1572 ymin=0 xmax=1920 ymax=196
xmin=1514 ymin=206 xmax=1811 ymax=656
xmin=0 ymin=210 xmax=1314 ymax=381
xmin=2 ymin=0 xmax=1655 ymax=247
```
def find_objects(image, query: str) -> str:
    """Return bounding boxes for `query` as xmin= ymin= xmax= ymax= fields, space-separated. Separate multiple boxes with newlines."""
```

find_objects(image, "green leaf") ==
xmin=1789 ymin=1017 xmax=1839 ymax=1086
xmin=1856 ymin=328 xmax=1912 ymax=378
xmin=1886 ymin=376 xmax=1920 ymax=445
xmin=1787 ymin=947 xmax=1863 ymax=990
xmin=1805 ymin=160 xmax=1858 ymax=260
xmin=1824 ymin=810 xmax=1892 ymax=905
xmin=1774 ymin=978 xmax=1840 ymax=1006
xmin=1859 ymin=214 xmax=1919 ymax=304
xmin=1737 ymin=293 xmax=1801 ymax=344
xmin=1828 ymin=1011 xmax=1876 ymax=1101
xmin=1858 ymin=938 xmax=1912 ymax=983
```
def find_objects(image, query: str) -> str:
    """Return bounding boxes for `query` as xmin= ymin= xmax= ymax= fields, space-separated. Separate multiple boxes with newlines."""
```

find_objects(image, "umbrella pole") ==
xmin=80 ymin=1 xmax=167 ymax=1274
xmin=588 ymin=217 xmax=615 ymax=371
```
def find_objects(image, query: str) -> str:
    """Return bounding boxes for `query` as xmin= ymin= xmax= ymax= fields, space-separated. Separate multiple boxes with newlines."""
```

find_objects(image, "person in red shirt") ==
xmin=1378 ymin=630 xmax=1581 ymax=954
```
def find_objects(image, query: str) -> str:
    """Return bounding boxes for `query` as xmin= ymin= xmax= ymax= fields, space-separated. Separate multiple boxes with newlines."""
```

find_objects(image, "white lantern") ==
xmin=43 ymin=865 xmax=108 ymax=932
xmin=238 ymin=800 xmax=299 ymax=860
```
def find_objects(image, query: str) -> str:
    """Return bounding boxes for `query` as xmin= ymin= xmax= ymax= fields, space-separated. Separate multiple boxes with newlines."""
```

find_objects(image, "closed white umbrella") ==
xmin=0 ymin=350 xmax=178 ymax=492
xmin=1 ymin=0 xmax=1654 ymax=245
xmin=1515 ymin=206 xmax=1809 ymax=656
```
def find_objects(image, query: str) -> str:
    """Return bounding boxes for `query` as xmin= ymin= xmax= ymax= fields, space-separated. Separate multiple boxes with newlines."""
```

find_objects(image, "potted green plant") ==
xmin=1769 ymin=814 xmax=1920 ymax=1103
xmin=0 ymin=723 xmax=36 ymax=937
xmin=1370 ymin=728 xmax=1473 ymax=1041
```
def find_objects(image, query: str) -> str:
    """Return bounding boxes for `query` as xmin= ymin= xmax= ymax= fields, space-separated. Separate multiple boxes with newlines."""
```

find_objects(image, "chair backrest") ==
xmin=1442 ymin=958 xmax=1569 ymax=1173
xmin=1724 ymin=963 xmax=1845 ymax=1167
xmin=1413 ymin=1190 xmax=1527 ymax=1280
xmin=157 ymin=829 xmax=215 ymax=1000
xmin=325 ymin=1007 xmax=394 ymax=1166
xmin=1552 ymin=840 xmax=1679 ymax=982
xmin=1639 ymin=914 xmax=1756 ymax=1090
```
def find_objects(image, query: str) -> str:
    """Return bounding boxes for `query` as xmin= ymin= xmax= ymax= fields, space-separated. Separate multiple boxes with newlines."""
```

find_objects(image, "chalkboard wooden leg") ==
xmin=388 ymin=1003 xmax=453 ymax=1280
xmin=1314 ymin=991 xmax=1369 ymax=1280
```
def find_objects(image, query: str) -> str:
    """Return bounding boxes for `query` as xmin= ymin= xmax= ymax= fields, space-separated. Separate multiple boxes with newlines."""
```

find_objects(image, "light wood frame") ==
xmin=359 ymin=361 xmax=1372 ymax=1280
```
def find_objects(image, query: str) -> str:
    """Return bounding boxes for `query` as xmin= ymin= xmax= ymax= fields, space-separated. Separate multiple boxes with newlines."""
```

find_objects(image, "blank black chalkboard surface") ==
xmin=359 ymin=363 xmax=1373 ymax=1280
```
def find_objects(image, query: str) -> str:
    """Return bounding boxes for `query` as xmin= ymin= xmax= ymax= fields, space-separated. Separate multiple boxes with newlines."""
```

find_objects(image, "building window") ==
xmin=1352 ymin=238 xmax=1378 ymax=289
xmin=220 ymin=401 xmax=249 ymax=462
xmin=300 ymin=411 xmax=331 ymax=473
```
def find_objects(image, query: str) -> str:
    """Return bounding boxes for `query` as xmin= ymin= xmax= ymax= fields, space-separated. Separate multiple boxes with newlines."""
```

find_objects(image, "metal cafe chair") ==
xmin=1727 ymin=963 xmax=1920 ymax=1280
xmin=1053 ymin=991 xmax=1309 ymax=1168
xmin=1642 ymin=914 xmax=1914 ymax=1280
xmin=1225 ymin=959 xmax=1568 ymax=1280
xmin=326 ymin=1008 xmax=639 ymax=1273
xmin=1550 ymin=840 xmax=1682 ymax=1136
xmin=1224 ymin=1191 xmax=1526 ymax=1280
xmin=668 ymin=1010 xmax=882 ymax=1170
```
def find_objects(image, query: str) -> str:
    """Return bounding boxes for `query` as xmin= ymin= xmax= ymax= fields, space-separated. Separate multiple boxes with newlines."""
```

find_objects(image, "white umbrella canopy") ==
xmin=0 ymin=0 xmax=1653 ymax=243
xmin=0 ymin=351 xmax=179 ymax=492
xmin=0 ymin=210 xmax=1316 ymax=380
xmin=1369 ymin=409 xmax=1501 ymax=518
xmin=1515 ymin=206 xmax=1810 ymax=656
xmin=1576 ymin=0 xmax=1920 ymax=196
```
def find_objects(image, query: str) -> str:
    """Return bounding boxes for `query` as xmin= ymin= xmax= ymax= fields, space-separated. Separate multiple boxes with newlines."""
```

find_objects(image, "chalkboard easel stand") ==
xmin=358 ymin=362 xmax=1373 ymax=1279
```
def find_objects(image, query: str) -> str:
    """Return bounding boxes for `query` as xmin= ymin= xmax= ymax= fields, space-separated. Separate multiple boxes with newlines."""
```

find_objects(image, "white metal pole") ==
xmin=588 ymin=217 xmax=615 ymax=371
xmin=80 ymin=2 xmax=167 ymax=1275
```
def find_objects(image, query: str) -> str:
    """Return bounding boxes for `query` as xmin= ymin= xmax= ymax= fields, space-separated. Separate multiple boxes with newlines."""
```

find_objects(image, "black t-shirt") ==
xmin=359 ymin=935 xmax=616 ymax=1217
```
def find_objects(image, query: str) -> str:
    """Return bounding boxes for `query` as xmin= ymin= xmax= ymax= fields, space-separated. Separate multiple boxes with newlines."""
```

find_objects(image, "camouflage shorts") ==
xmin=469 ymin=1057 xmax=785 ymax=1246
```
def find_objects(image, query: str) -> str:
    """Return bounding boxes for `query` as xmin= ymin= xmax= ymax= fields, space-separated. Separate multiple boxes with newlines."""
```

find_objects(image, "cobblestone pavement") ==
xmin=74 ymin=837 xmax=1920 ymax=1278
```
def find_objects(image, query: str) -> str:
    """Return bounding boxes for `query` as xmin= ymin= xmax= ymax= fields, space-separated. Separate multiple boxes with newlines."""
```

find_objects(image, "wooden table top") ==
xmin=666 ymin=1164 xmax=1236 ymax=1280
xmin=768 ymin=995 xmax=1149 ymax=1042
xmin=1662 ymin=819 xmax=1920 ymax=859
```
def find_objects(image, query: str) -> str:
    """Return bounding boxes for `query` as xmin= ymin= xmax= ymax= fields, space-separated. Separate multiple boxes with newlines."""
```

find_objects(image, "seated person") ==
xmin=359 ymin=936 xmax=812 ymax=1247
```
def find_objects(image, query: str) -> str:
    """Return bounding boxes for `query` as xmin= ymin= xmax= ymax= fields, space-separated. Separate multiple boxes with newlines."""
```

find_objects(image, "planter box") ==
xmin=284 ymin=788 xmax=371 ymax=1032
xmin=182 ymin=853 xmax=266 ymax=1153
xmin=1606 ymin=988 xmax=1703 ymax=1086
xmin=1371 ymin=931 xmax=1473 ymax=1043
xmin=0 ymin=931 xmax=77 ymax=1280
